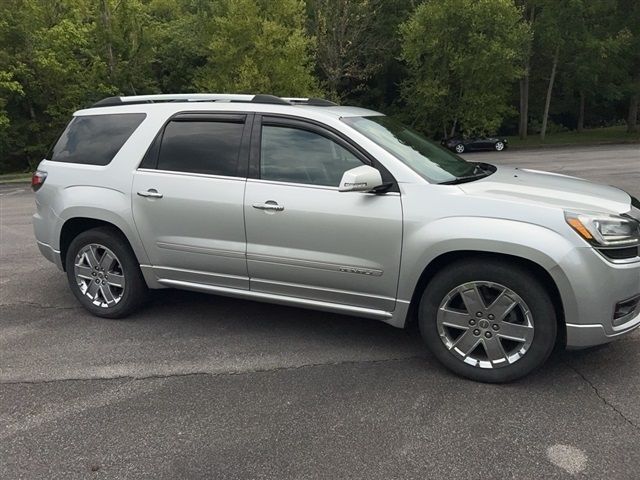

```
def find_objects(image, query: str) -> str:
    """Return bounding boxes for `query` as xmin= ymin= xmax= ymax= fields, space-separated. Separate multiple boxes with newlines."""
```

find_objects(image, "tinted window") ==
xmin=342 ymin=115 xmax=476 ymax=183
xmin=50 ymin=113 xmax=145 ymax=166
xmin=260 ymin=126 xmax=363 ymax=186
xmin=157 ymin=121 xmax=244 ymax=176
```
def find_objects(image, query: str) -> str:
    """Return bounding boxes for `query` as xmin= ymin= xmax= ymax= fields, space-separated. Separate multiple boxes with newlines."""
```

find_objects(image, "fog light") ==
xmin=613 ymin=295 xmax=640 ymax=326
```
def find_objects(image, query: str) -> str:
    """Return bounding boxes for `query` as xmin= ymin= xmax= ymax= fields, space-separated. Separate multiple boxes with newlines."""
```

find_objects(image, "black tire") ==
xmin=418 ymin=259 xmax=557 ymax=383
xmin=454 ymin=144 xmax=465 ymax=154
xmin=65 ymin=227 xmax=148 ymax=318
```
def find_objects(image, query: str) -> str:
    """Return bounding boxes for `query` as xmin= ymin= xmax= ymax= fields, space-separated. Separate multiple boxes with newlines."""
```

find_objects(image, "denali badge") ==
xmin=338 ymin=266 xmax=382 ymax=276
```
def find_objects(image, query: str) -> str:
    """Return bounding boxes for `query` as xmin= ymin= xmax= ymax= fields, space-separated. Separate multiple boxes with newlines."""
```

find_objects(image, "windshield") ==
xmin=342 ymin=115 xmax=483 ymax=184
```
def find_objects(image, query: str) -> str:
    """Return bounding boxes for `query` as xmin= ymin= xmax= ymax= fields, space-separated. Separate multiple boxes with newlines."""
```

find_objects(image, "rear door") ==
xmin=243 ymin=115 xmax=403 ymax=312
xmin=132 ymin=113 xmax=251 ymax=289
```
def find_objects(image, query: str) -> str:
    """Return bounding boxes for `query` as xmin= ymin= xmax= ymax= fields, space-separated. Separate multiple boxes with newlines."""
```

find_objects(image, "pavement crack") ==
xmin=0 ymin=302 xmax=80 ymax=311
xmin=0 ymin=355 xmax=426 ymax=386
xmin=569 ymin=364 xmax=638 ymax=431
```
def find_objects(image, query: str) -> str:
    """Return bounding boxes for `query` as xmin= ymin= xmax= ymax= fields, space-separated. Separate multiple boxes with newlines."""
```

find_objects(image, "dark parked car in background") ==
xmin=442 ymin=136 xmax=508 ymax=154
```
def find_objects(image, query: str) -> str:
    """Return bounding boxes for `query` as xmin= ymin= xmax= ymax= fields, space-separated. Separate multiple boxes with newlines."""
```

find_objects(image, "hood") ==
xmin=458 ymin=166 xmax=631 ymax=214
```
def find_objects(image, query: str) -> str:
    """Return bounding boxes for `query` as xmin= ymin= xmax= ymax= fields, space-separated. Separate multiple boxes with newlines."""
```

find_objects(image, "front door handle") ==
xmin=137 ymin=189 xmax=163 ymax=199
xmin=252 ymin=201 xmax=284 ymax=212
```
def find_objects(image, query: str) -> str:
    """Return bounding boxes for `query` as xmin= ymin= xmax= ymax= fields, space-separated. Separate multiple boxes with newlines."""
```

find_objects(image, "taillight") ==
xmin=31 ymin=170 xmax=47 ymax=192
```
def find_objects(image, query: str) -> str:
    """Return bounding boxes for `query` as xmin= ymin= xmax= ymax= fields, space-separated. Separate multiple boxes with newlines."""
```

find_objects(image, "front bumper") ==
xmin=566 ymin=310 xmax=640 ymax=348
xmin=556 ymin=246 xmax=640 ymax=348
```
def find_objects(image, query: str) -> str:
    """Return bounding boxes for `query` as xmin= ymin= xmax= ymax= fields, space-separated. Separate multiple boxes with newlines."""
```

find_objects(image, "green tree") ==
xmin=400 ymin=0 xmax=529 ymax=137
xmin=0 ymin=0 xmax=111 ymax=170
xmin=515 ymin=0 xmax=536 ymax=139
xmin=616 ymin=0 xmax=640 ymax=133
xmin=560 ymin=1 xmax=630 ymax=132
xmin=308 ymin=0 xmax=384 ymax=101
xmin=146 ymin=0 xmax=216 ymax=92
xmin=94 ymin=0 xmax=158 ymax=95
xmin=0 ymin=71 xmax=24 ymax=167
xmin=195 ymin=0 xmax=320 ymax=96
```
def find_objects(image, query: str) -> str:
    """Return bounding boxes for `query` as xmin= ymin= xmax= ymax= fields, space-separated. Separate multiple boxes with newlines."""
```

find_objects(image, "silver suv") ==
xmin=32 ymin=93 xmax=640 ymax=382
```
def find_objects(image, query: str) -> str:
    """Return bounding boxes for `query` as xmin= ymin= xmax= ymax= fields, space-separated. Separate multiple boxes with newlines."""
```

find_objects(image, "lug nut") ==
xmin=92 ymin=272 xmax=96 ymax=276
xmin=469 ymin=319 xmax=476 ymax=326
xmin=492 ymin=324 xmax=500 ymax=331
xmin=488 ymin=314 xmax=495 ymax=320
xmin=485 ymin=332 xmax=492 ymax=338
xmin=473 ymin=329 xmax=481 ymax=336
xmin=476 ymin=312 xmax=483 ymax=317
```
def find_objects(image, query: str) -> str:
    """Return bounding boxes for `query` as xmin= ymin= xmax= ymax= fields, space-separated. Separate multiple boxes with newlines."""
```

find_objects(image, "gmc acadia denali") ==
xmin=32 ymin=93 xmax=640 ymax=382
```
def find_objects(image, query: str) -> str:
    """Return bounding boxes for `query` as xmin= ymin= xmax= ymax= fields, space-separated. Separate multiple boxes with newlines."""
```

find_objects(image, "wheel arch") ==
xmin=59 ymin=216 xmax=146 ymax=272
xmin=405 ymin=250 xmax=566 ymax=347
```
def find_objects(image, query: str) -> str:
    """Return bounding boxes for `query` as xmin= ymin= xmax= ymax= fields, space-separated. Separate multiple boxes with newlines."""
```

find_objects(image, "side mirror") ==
xmin=338 ymin=165 xmax=384 ymax=192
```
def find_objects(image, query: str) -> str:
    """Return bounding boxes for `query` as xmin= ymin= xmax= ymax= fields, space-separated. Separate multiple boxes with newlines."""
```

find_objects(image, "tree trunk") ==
xmin=101 ymin=0 xmax=115 ymax=79
xmin=519 ymin=6 xmax=535 ymax=139
xmin=449 ymin=118 xmax=457 ymax=138
xmin=541 ymin=45 xmax=560 ymax=141
xmin=577 ymin=90 xmax=585 ymax=133
xmin=519 ymin=74 xmax=529 ymax=139
xmin=627 ymin=93 xmax=638 ymax=133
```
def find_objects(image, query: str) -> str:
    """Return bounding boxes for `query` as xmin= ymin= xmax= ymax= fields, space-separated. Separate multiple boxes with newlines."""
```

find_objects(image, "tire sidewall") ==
xmin=418 ymin=260 xmax=557 ymax=383
xmin=65 ymin=228 xmax=146 ymax=318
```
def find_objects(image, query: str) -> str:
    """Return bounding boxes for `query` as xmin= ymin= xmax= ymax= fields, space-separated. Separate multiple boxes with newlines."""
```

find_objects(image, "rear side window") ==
xmin=50 ymin=113 xmax=145 ymax=166
xmin=157 ymin=120 xmax=244 ymax=176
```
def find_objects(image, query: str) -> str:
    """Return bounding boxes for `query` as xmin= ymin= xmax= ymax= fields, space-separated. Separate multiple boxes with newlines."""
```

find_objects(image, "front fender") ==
xmin=398 ymin=216 xmax=579 ymax=326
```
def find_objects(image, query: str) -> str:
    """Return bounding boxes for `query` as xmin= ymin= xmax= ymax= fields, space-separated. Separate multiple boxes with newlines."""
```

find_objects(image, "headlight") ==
xmin=565 ymin=211 xmax=640 ymax=247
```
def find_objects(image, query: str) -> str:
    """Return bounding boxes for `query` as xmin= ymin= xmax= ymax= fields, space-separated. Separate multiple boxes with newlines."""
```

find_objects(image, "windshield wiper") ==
xmin=439 ymin=162 xmax=495 ymax=185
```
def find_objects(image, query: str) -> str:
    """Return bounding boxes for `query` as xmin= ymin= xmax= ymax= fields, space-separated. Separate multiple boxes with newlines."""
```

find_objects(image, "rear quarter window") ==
xmin=49 ymin=113 xmax=146 ymax=166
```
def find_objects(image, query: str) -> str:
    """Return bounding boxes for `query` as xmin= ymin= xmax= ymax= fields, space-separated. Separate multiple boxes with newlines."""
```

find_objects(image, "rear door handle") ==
xmin=137 ymin=189 xmax=163 ymax=199
xmin=252 ymin=201 xmax=284 ymax=212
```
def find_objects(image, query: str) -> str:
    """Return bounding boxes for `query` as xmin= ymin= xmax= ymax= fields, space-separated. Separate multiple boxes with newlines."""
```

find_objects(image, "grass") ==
xmin=506 ymin=125 xmax=640 ymax=148
xmin=0 ymin=172 xmax=32 ymax=184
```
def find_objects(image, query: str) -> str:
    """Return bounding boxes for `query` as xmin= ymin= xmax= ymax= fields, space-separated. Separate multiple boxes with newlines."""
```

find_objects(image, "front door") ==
xmin=132 ymin=113 xmax=251 ymax=289
xmin=244 ymin=116 xmax=403 ymax=312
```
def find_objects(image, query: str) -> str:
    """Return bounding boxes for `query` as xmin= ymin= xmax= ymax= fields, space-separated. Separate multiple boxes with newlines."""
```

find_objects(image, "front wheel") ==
xmin=418 ymin=259 xmax=557 ymax=383
xmin=494 ymin=141 xmax=505 ymax=151
xmin=65 ymin=227 xmax=148 ymax=318
xmin=454 ymin=143 xmax=465 ymax=154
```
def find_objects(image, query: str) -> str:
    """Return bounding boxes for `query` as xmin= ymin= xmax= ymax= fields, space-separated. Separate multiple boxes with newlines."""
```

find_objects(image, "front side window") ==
xmin=50 ymin=113 xmax=145 ymax=166
xmin=342 ymin=115 xmax=481 ymax=183
xmin=157 ymin=120 xmax=244 ymax=176
xmin=260 ymin=125 xmax=363 ymax=187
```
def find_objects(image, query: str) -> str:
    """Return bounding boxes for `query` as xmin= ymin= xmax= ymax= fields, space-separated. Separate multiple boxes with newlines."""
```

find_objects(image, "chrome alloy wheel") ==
xmin=455 ymin=144 xmax=465 ymax=153
xmin=74 ymin=243 xmax=125 ymax=308
xmin=436 ymin=281 xmax=534 ymax=369
xmin=495 ymin=141 xmax=505 ymax=151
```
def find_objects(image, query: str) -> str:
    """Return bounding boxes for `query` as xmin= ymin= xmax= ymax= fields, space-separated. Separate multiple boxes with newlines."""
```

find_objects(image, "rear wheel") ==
xmin=65 ymin=227 xmax=148 ymax=318
xmin=455 ymin=143 xmax=465 ymax=153
xmin=419 ymin=259 xmax=557 ymax=383
xmin=494 ymin=141 xmax=505 ymax=151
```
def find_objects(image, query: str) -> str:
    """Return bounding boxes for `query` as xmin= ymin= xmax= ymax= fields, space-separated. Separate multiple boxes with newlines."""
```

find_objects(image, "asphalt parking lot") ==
xmin=1 ymin=144 xmax=639 ymax=479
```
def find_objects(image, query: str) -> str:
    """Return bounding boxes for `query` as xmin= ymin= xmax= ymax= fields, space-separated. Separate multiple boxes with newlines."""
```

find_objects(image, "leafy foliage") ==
xmin=400 ymin=0 xmax=529 ymax=136
xmin=195 ymin=0 xmax=319 ymax=96
xmin=0 ymin=0 xmax=638 ymax=172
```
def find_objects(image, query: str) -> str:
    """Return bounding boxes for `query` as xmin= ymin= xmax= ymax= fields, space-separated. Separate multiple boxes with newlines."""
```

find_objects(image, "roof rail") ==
xmin=91 ymin=93 xmax=337 ymax=108
xmin=283 ymin=97 xmax=338 ymax=106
